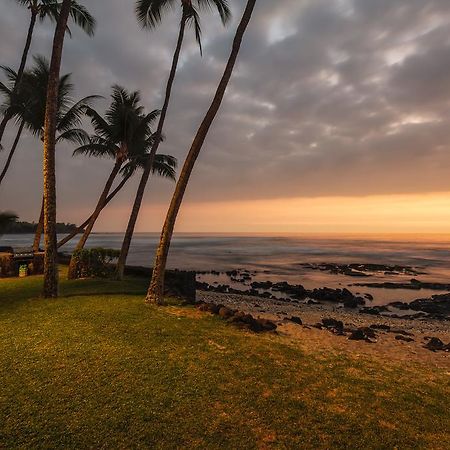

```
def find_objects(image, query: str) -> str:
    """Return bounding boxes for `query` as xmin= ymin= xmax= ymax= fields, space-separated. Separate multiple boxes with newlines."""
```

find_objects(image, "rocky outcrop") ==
xmin=197 ymin=302 xmax=277 ymax=333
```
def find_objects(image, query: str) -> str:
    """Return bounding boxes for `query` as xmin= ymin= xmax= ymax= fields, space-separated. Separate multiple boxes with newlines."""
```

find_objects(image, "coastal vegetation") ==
xmin=0 ymin=211 xmax=18 ymax=234
xmin=0 ymin=217 xmax=77 ymax=235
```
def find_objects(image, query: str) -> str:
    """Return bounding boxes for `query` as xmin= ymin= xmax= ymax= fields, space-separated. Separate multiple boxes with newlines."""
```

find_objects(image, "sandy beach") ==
xmin=198 ymin=291 xmax=450 ymax=369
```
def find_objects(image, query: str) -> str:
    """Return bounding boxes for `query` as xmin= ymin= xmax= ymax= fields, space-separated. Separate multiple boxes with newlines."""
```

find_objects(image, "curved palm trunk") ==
xmin=0 ymin=121 xmax=24 ymax=186
xmin=146 ymin=0 xmax=257 ymax=304
xmin=33 ymin=197 xmax=45 ymax=253
xmin=67 ymin=159 xmax=123 ymax=279
xmin=57 ymin=173 xmax=131 ymax=249
xmin=43 ymin=0 xmax=72 ymax=298
xmin=115 ymin=13 xmax=188 ymax=280
xmin=0 ymin=11 xmax=37 ymax=146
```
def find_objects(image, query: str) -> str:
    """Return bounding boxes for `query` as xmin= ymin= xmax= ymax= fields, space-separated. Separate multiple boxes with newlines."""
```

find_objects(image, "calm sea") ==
xmin=3 ymin=233 xmax=450 ymax=305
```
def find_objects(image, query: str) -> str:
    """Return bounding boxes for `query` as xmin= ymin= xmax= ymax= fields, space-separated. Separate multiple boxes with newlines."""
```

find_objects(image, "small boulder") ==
xmin=343 ymin=297 xmax=359 ymax=308
xmin=322 ymin=318 xmax=344 ymax=332
xmin=395 ymin=335 xmax=414 ymax=342
xmin=424 ymin=337 xmax=448 ymax=352
xmin=348 ymin=329 xmax=366 ymax=340
xmin=287 ymin=316 xmax=303 ymax=325
xmin=218 ymin=306 xmax=234 ymax=319
xmin=360 ymin=307 xmax=381 ymax=315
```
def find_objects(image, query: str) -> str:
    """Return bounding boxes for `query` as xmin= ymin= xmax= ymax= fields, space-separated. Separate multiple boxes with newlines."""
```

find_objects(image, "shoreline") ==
xmin=197 ymin=290 xmax=450 ymax=369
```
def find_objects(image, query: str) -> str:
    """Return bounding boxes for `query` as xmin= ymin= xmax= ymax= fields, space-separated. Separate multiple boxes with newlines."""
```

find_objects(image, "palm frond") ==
xmin=185 ymin=5 xmax=203 ymax=55
xmin=57 ymin=95 xmax=101 ymax=133
xmin=84 ymin=106 xmax=113 ymax=141
xmin=197 ymin=0 xmax=231 ymax=25
xmin=73 ymin=140 xmax=118 ymax=159
xmin=57 ymin=128 xmax=90 ymax=145
xmin=135 ymin=0 xmax=175 ymax=29
xmin=122 ymin=152 xmax=177 ymax=181
xmin=41 ymin=0 xmax=96 ymax=36
xmin=69 ymin=1 xmax=97 ymax=36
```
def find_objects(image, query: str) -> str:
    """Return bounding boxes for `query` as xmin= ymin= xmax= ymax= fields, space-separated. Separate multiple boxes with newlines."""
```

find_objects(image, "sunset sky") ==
xmin=1 ymin=0 xmax=450 ymax=233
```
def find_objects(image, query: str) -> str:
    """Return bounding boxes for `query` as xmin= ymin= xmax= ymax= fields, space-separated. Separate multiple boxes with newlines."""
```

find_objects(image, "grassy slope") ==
xmin=0 ymin=269 xmax=449 ymax=449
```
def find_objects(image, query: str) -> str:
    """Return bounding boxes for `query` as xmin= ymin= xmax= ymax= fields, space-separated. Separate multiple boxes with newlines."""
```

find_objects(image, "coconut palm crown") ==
xmin=1 ymin=56 xmax=98 ymax=144
xmin=136 ymin=0 xmax=231 ymax=54
xmin=73 ymin=86 xmax=161 ymax=165
xmin=14 ymin=0 xmax=96 ymax=36
xmin=0 ymin=56 xmax=98 ymax=187
xmin=0 ymin=1 xmax=96 ymax=147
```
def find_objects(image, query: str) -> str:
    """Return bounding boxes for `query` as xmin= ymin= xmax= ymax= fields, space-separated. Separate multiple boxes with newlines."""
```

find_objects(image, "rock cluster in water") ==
xmin=197 ymin=268 xmax=450 ymax=321
xmin=197 ymin=277 xmax=367 ymax=308
xmin=299 ymin=263 xmax=424 ymax=277
xmin=360 ymin=294 xmax=450 ymax=321
xmin=353 ymin=279 xmax=450 ymax=291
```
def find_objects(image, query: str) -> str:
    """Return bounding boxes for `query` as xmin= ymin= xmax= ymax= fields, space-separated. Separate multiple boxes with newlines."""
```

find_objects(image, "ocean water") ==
xmin=2 ymin=232 xmax=450 ymax=305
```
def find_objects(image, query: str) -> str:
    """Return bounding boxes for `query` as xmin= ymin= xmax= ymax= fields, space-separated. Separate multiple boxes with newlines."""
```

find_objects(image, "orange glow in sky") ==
xmin=89 ymin=191 xmax=450 ymax=234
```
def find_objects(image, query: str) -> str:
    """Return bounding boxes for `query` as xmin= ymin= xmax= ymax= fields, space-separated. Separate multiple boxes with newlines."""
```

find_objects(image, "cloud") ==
xmin=1 ymin=0 xmax=450 ymax=230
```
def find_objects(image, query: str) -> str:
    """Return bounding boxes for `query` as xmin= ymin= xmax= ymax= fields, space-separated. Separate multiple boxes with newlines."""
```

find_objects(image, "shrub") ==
xmin=70 ymin=248 xmax=120 ymax=279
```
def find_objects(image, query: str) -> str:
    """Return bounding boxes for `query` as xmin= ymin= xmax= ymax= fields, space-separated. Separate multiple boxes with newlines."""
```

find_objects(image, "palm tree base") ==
xmin=67 ymin=257 xmax=78 ymax=280
xmin=144 ymin=292 xmax=165 ymax=306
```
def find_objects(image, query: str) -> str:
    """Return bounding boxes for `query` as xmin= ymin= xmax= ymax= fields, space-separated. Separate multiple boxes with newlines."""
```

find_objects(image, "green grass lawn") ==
xmin=1 ymin=269 xmax=449 ymax=449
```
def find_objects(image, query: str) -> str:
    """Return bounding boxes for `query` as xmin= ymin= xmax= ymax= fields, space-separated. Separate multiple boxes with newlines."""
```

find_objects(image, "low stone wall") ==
xmin=57 ymin=254 xmax=196 ymax=303
xmin=0 ymin=253 xmax=44 ymax=278
xmin=124 ymin=266 xmax=197 ymax=303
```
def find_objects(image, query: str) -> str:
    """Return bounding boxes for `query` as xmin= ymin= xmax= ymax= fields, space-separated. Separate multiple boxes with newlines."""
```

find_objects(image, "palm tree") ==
xmin=0 ymin=64 xmax=32 ymax=185
xmin=67 ymin=86 xmax=161 ymax=279
xmin=57 ymin=153 xmax=177 ymax=249
xmin=0 ymin=57 xmax=97 ymax=189
xmin=4 ymin=56 xmax=99 ymax=251
xmin=147 ymin=0 xmax=257 ymax=304
xmin=115 ymin=0 xmax=231 ymax=280
xmin=0 ymin=211 xmax=18 ymax=235
xmin=0 ymin=0 xmax=95 ymax=147
xmin=43 ymin=0 xmax=74 ymax=298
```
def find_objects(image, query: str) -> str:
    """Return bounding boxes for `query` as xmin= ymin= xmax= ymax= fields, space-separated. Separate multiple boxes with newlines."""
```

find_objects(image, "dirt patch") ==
xmin=166 ymin=307 xmax=205 ymax=319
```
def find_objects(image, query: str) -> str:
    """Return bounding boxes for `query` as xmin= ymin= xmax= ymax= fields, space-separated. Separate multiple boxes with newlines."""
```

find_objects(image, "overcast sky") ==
xmin=1 ymin=0 xmax=450 ymax=233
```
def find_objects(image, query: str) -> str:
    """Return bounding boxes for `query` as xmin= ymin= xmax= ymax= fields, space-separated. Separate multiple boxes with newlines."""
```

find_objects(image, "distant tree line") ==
xmin=2 ymin=218 xmax=78 ymax=234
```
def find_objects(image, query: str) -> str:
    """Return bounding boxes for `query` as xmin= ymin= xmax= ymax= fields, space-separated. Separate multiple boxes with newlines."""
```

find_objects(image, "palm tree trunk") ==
xmin=67 ymin=159 xmax=122 ymax=279
xmin=146 ymin=0 xmax=257 ymax=304
xmin=33 ymin=197 xmax=45 ymax=253
xmin=0 ymin=121 xmax=24 ymax=186
xmin=57 ymin=173 xmax=131 ymax=249
xmin=43 ymin=0 xmax=72 ymax=298
xmin=115 ymin=12 xmax=188 ymax=280
xmin=0 ymin=11 xmax=37 ymax=146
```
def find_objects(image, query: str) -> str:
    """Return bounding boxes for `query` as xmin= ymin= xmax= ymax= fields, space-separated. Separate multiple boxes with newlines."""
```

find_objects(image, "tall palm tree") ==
xmin=43 ymin=0 xmax=73 ymax=298
xmin=147 ymin=0 xmax=257 ymax=304
xmin=115 ymin=0 xmax=231 ymax=280
xmin=0 ymin=57 xmax=97 ymax=189
xmin=67 ymin=86 xmax=161 ymax=279
xmin=0 ymin=0 xmax=95 ymax=147
xmin=57 ymin=153 xmax=177 ymax=249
